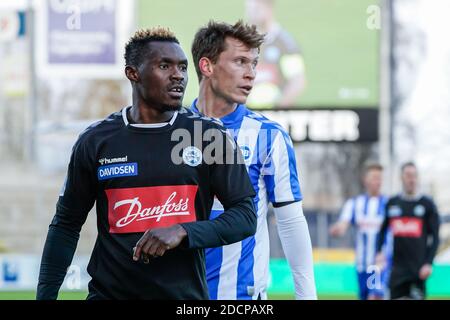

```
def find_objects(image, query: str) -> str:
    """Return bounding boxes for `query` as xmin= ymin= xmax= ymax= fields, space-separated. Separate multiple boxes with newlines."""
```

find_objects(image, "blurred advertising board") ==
xmin=0 ymin=254 xmax=90 ymax=291
xmin=260 ymin=108 xmax=378 ymax=143
xmin=139 ymin=0 xmax=380 ymax=109
xmin=0 ymin=10 xmax=26 ymax=41
xmin=32 ymin=0 xmax=134 ymax=172
xmin=35 ymin=0 xmax=134 ymax=78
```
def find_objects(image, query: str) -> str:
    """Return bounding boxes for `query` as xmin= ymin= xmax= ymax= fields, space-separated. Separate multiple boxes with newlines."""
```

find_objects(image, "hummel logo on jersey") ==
xmin=106 ymin=185 xmax=198 ymax=233
xmin=98 ymin=155 xmax=128 ymax=165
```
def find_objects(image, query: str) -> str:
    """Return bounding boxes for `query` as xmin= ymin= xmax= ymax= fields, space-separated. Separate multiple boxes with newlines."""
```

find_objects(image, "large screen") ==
xmin=138 ymin=0 xmax=379 ymax=109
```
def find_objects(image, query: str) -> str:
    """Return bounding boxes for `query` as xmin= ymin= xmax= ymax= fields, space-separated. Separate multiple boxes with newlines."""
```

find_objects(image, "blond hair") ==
xmin=124 ymin=26 xmax=179 ymax=66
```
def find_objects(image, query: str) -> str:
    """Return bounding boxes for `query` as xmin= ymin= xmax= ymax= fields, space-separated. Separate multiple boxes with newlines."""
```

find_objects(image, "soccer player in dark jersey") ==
xmin=375 ymin=162 xmax=440 ymax=299
xmin=36 ymin=27 xmax=257 ymax=300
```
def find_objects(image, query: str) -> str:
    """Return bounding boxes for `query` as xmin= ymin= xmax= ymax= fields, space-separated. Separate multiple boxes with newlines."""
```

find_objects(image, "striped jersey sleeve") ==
xmin=339 ymin=198 xmax=355 ymax=224
xmin=262 ymin=128 xmax=302 ymax=204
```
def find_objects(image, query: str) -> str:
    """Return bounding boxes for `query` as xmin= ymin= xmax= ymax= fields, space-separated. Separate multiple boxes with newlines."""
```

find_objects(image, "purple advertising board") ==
xmin=36 ymin=0 xmax=134 ymax=78
xmin=47 ymin=0 xmax=116 ymax=64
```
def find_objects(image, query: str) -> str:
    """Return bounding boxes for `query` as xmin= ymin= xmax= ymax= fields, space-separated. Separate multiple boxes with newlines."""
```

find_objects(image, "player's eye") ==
xmin=159 ymin=64 xmax=169 ymax=70
xmin=179 ymin=64 xmax=187 ymax=72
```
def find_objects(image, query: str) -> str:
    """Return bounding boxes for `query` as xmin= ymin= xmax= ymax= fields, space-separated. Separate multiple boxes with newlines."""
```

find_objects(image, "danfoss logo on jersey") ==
xmin=390 ymin=217 xmax=423 ymax=238
xmin=106 ymin=185 xmax=198 ymax=233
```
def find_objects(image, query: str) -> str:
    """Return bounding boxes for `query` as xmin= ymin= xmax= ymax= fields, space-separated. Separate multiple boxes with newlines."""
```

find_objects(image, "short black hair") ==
xmin=401 ymin=161 xmax=416 ymax=173
xmin=191 ymin=20 xmax=265 ymax=81
xmin=124 ymin=27 xmax=180 ymax=67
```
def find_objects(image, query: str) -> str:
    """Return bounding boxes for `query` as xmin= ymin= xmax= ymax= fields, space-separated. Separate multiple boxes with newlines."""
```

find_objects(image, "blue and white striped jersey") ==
xmin=339 ymin=194 xmax=392 ymax=273
xmin=192 ymin=100 xmax=302 ymax=299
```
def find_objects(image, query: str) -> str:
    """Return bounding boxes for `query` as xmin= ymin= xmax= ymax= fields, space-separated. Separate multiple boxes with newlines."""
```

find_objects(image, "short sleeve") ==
xmin=263 ymin=130 xmax=302 ymax=205
xmin=339 ymin=198 xmax=355 ymax=223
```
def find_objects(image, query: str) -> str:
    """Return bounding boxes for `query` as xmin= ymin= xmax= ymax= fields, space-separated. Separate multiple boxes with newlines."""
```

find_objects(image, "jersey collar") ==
xmin=191 ymin=98 xmax=247 ymax=127
xmin=122 ymin=106 xmax=178 ymax=128
xmin=399 ymin=192 xmax=422 ymax=201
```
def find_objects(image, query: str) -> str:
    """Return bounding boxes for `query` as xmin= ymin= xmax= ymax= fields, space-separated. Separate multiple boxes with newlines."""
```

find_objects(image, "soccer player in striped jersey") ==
xmin=329 ymin=163 xmax=392 ymax=300
xmin=191 ymin=20 xmax=316 ymax=300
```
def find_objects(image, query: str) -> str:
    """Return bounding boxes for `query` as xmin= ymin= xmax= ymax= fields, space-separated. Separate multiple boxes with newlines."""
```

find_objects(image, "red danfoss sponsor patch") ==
xmin=106 ymin=185 xmax=198 ymax=233
xmin=390 ymin=217 xmax=423 ymax=238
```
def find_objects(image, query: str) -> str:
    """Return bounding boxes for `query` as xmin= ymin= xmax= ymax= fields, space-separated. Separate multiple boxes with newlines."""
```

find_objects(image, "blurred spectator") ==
xmin=245 ymin=0 xmax=306 ymax=108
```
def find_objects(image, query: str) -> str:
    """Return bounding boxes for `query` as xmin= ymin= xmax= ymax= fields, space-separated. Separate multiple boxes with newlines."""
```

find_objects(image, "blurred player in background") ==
xmin=191 ymin=20 xmax=316 ymax=300
xmin=37 ymin=27 xmax=257 ymax=300
xmin=245 ymin=0 xmax=306 ymax=108
xmin=329 ymin=163 xmax=392 ymax=300
xmin=376 ymin=162 xmax=440 ymax=300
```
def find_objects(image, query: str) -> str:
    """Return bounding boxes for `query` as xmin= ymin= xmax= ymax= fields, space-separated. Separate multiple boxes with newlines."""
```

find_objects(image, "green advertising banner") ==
xmin=269 ymin=259 xmax=450 ymax=298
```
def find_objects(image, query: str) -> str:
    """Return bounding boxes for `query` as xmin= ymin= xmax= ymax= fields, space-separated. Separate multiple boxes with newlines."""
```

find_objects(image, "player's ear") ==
xmin=125 ymin=65 xmax=140 ymax=82
xmin=199 ymin=57 xmax=213 ymax=77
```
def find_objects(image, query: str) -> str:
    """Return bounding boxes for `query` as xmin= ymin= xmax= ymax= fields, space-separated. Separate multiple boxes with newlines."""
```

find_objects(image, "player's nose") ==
xmin=171 ymin=67 xmax=185 ymax=82
xmin=244 ymin=66 xmax=256 ymax=80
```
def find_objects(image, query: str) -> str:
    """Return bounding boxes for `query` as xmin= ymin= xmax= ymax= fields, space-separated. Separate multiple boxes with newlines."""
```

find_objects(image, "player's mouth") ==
xmin=168 ymin=85 xmax=185 ymax=99
xmin=239 ymin=85 xmax=253 ymax=96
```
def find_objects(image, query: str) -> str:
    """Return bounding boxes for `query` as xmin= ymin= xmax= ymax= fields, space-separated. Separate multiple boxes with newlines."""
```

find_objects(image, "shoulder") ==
xmin=251 ymin=112 xmax=295 ymax=154
xmin=387 ymin=195 xmax=400 ymax=204
xmin=75 ymin=110 xmax=122 ymax=149
xmin=344 ymin=196 xmax=357 ymax=206
xmin=347 ymin=194 xmax=366 ymax=205
xmin=179 ymin=107 xmax=234 ymax=148
xmin=178 ymin=107 xmax=225 ymax=130
xmin=386 ymin=195 xmax=403 ymax=208
xmin=245 ymin=109 xmax=290 ymax=136
xmin=420 ymin=195 xmax=437 ymax=207
xmin=246 ymin=111 xmax=296 ymax=154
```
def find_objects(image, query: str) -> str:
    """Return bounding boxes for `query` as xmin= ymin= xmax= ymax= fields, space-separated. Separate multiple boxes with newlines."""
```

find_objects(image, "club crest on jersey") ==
xmin=414 ymin=205 xmax=425 ymax=217
xmin=240 ymin=145 xmax=252 ymax=161
xmin=98 ymin=163 xmax=138 ymax=180
xmin=388 ymin=206 xmax=402 ymax=217
xmin=182 ymin=146 xmax=202 ymax=167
